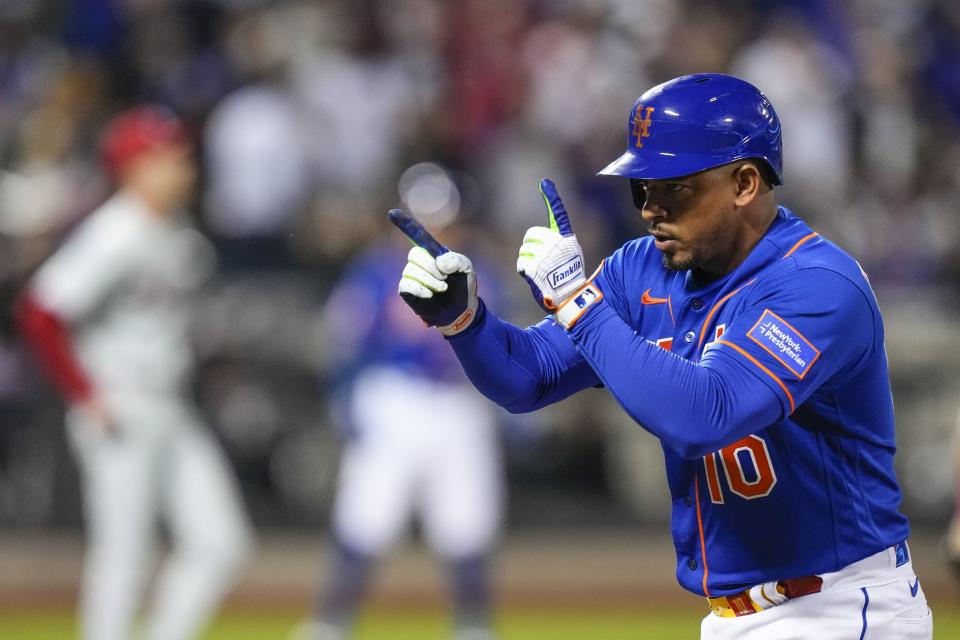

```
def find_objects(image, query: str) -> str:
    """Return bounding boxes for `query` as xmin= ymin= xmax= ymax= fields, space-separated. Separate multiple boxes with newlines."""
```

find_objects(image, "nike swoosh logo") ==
xmin=910 ymin=578 xmax=920 ymax=597
xmin=641 ymin=288 xmax=669 ymax=305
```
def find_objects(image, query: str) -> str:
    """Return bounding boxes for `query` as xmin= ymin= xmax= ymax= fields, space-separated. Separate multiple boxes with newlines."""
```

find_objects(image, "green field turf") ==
xmin=0 ymin=610 xmax=697 ymax=640
xmin=0 ymin=607 xmax=956 ymax=639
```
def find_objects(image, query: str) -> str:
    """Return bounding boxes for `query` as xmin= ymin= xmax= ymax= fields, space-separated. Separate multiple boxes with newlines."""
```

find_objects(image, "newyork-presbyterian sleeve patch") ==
xmin=747 ymin=309 xmax=821 ymax=379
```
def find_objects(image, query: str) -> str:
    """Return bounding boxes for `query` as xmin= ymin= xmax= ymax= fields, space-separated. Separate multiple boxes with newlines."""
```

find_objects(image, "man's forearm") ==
xmin=447 ymin=300 xmax=597 ymax=413
xmin=15 ymin=293 xmax=94 ymax=403
xmin=568 ymin=301 xmax=783 ymax=458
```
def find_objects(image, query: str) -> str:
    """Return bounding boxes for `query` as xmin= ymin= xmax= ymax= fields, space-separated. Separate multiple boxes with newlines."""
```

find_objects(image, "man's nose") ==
xmin=641 ymin=198 xmax=668 ymax=223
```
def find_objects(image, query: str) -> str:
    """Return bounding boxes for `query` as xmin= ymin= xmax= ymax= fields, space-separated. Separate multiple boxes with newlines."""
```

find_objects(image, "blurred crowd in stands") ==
xmin=1 ymin=0 xmax=960 ymax=529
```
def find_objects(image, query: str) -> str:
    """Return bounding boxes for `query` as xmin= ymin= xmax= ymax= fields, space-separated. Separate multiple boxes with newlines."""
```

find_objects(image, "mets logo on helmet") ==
xmin=632 ymin=106 xmax=655 ymax=148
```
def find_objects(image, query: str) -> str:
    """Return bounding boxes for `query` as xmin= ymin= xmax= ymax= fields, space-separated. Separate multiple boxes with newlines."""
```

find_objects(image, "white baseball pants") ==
xmin=68 ymin=391 xmax=253 ymax=640
xmin=333 ymin=368 xmax=502 ymax=560
xmin=700 ymin=543 xmax=932 ymax=639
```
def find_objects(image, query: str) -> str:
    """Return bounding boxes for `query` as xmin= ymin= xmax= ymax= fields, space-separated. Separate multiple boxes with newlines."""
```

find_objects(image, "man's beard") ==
xmin=661 ymin=252 xmax=699 ymax=272
xmin=650 ymin=223 xmax=700 ymax=271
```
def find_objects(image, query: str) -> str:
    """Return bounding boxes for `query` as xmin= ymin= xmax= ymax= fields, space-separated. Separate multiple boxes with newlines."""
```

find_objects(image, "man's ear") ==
xmin=733 ymin=163 xmax=764 ymax=206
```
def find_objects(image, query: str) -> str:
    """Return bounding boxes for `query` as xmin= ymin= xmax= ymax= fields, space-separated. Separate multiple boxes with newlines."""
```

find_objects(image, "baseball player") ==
xmin=397 ymin=74 xmax=932 ymax=639
xmin=300 ymin=235 xmax=502 ymax=640
xmin=16 ymin=106 xmax=253 ymax=640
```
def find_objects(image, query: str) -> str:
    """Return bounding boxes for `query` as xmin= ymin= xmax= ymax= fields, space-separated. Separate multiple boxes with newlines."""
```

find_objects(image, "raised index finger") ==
xmin=388 ymin=208 xmax=449 ymax=257
xmin=539 ymin=178 xmax=574 ymax=237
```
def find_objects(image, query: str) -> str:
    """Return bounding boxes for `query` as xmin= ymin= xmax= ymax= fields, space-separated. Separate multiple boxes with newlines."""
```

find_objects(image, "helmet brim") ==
xmin=599 ymin=148 xmax=728 ymax=181
xmin=598 ymin=148 xmax=782 ymax=184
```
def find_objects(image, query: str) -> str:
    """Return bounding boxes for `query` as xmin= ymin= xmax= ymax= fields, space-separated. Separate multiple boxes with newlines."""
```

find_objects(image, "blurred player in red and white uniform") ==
xmin=16 ymin=106 xmax=253 ymax=640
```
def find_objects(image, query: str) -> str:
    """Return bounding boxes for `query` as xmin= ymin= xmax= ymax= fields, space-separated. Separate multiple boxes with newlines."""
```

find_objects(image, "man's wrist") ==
xmin=554 ymin=281 xmax=604 ymax=330
xmin=438 ymin=299 xmax=480 ymax=336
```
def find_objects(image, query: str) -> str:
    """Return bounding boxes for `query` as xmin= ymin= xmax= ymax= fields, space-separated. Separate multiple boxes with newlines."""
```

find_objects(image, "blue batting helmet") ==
xmin=599 ymin=73 xmax=783 ymax=184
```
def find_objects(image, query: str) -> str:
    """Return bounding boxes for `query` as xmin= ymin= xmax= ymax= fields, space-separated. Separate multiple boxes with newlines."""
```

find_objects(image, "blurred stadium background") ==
xmin=1 ymin=0 xmax=960 ymax=637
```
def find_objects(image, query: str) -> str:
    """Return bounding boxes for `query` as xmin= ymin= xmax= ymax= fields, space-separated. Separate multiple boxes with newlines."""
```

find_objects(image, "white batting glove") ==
xmin=517 ymin=179 xmax=586 ymax=311
xmin=398 ymin=247 xmax=479 ymax=336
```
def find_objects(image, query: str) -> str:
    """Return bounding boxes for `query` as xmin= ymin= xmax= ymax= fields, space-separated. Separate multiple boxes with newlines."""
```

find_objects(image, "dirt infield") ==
xmin=0 ymin=528 xmax=955 ymax=614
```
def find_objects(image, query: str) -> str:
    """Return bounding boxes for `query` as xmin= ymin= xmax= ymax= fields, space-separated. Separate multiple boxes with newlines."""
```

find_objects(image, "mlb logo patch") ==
xmin=894 ymin=541 xmax=909 ymax=567
xmin=572 ymin=285 xmax=598 ymax=309
xmin=747 ymin=309 xmax=821 ymax=379
xmin=555 ymin=282 xmax=604 ymax=329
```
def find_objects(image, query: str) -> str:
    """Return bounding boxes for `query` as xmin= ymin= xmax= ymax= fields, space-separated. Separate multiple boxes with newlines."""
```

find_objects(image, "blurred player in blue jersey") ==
xmin=396 ymin=74 xmax=932 ymax=639
xmin=300 ymin=202 xmax=502 ymax=640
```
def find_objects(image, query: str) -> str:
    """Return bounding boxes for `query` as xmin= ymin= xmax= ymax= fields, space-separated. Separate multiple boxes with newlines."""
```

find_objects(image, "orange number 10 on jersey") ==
xmin=702 ymin=435 xmax=777 ymax=504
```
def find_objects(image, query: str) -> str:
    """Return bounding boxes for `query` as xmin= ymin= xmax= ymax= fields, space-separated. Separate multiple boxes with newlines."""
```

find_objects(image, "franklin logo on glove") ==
xmin=516 ymin=179 xmax=588 ymax=312
xmin=548 ymin=256 xmax=584 ymax=289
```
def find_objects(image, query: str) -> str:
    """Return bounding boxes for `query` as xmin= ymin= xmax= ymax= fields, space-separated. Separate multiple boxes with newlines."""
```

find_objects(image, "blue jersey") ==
xmin=446 ymin=207 xmax=909 ymax=596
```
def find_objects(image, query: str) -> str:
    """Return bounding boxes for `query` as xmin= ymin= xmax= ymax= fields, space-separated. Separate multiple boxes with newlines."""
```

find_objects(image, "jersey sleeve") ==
xmin=566 ymin=265 xmax=875 ymax=458
xmin=15 ymin=293 xmax=95 ymax=402
xmin=446 ymin=299 xmax=601 ymax=412
xmin=700 ymin=267 xmax=876 ymax=417
xmin=29 ymin=214 xmax=140 ymax=321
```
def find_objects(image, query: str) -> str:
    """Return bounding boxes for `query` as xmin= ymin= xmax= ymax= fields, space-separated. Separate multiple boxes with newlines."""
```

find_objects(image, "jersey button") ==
xmin=683 ymin=496 xmax=693 ymax=507
xmin=684 ymin=331 xmax=696 ymax=343
xmin=687 ymin=559 xmax=698 ymax=571
xmin=690 ymin=298 xmax=703 ymax=310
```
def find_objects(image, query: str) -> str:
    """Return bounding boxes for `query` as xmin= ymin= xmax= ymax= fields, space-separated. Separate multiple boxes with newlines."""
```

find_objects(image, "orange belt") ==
xmin=707 ymin=575 xmax=823 ymax=617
